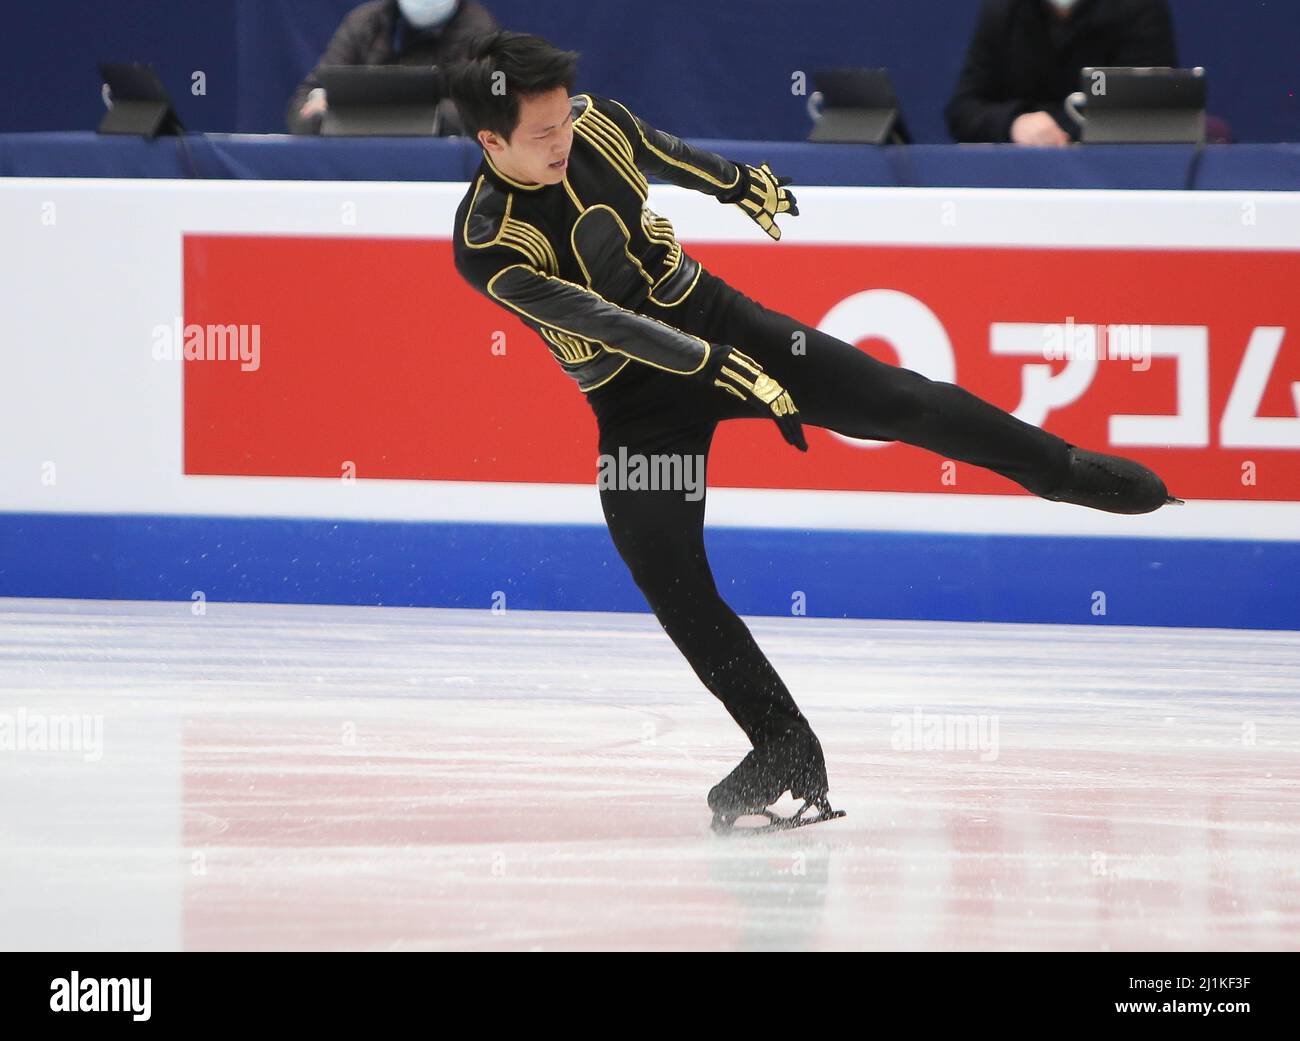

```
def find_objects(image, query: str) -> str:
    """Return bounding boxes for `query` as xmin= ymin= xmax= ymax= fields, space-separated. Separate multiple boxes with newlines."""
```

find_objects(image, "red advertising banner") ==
xmin=184 ymin=235 xmax=1300 ymax=501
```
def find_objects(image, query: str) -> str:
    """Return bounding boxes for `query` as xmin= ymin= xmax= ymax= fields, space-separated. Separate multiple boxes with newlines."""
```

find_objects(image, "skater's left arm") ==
xmin=600 ymin=96 xmax=799 ymax=241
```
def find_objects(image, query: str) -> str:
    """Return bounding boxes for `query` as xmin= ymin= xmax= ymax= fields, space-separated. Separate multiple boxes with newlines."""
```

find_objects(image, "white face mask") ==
xmin=398 ymin=0 xmax=458 ymax=30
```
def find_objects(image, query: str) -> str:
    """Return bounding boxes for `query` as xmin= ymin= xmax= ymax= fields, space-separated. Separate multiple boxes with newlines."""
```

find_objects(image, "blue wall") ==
xmin=1 ymin=513 xmax=1296 ymax=631
xmin=2 ymin=1 xmax=1296 ymax=142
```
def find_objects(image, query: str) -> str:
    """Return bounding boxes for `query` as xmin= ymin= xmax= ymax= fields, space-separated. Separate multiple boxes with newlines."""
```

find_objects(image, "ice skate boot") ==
xmin=1033 ymin=445 xmax=1184 ymax=515
xmin=708 ymin=725 xmax=845 ymax=833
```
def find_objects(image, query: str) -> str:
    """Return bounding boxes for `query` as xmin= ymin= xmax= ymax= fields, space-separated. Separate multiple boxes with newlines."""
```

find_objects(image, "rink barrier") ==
xmin=3 ymin=180 xmax=1297 ymax=630
xmin=0 ymin=512 xmax=1295 ymax=631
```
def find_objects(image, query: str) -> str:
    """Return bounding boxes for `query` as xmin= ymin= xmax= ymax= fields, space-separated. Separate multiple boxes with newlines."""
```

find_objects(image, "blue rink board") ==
xmin=0 ymin=512 xmax=1295 ymax=631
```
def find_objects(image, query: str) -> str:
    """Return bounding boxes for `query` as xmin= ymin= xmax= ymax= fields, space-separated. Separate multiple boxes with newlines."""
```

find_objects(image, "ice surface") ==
xmin=1 ymin=597 xmax=1297 ymax=951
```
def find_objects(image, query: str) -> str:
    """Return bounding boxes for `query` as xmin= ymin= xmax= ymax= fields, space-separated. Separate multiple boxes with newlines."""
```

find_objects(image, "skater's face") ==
xmin=478 ymin=86 xmax=574 ymax=187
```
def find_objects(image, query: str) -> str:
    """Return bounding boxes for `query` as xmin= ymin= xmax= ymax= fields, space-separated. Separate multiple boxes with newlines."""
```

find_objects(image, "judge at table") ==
xmin=945 ymin=0 xmax=1178 ymax=146
xmin=286 ymin=0 xmax=498 ymax=135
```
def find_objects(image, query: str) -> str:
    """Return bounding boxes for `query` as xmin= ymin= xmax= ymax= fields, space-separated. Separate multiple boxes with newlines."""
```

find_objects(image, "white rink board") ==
xmin=1 ymin=178 xmax=1299 ymax=540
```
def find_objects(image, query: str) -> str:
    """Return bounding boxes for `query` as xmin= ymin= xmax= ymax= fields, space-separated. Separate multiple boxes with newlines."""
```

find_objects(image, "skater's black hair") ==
xmin=446 ymin=31 xmax=580 ymax=145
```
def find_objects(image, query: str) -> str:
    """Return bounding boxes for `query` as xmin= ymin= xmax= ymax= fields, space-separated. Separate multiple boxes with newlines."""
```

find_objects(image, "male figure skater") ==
xmin=446 ymin=32 xmax=1179 ymax=830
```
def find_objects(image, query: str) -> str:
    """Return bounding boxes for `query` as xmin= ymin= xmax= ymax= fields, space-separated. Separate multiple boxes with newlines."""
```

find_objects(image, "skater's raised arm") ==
xmin=600 ymin=96 xmax=744 ymax=199
xmin=599 ymin=96 xmax=800 ymax=241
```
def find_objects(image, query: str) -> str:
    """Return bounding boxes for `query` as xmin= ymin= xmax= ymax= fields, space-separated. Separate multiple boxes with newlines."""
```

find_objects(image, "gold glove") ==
xmin=709 ymin=346 xmax=807 ymax=451
xmin=727 ymin=162 xmax=800 ymax=241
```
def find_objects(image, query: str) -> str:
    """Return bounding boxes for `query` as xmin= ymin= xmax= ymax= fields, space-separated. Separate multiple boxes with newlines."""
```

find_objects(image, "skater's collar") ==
xmin=483 ymin=152 xmax=548 ymax=191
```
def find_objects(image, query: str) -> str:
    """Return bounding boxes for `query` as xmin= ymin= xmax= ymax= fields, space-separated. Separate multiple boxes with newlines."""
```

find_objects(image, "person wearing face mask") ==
xmin=285 ymin=0 xmax=499 ymax=135
xmin=945 ymin=0 xmax=1178 ymax=145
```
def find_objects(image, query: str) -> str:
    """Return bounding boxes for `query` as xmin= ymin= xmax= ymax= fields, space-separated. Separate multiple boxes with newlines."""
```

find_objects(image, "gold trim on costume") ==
xmin=461 ymin=176 xmax=558 ymax=274
xmin=608 ymin=97 xmax=742 ymax=192
xmin=573 ymin=99 xmax=648 ymax=198
xmin=485 ymin=263 xmax=712 ymax=377
xmin=647 ymin=259 xmax=700 ymax=308
xmin=561 ymin=176 xmax=584 ymax=212
xmin=570 ymin=204 xmax=655 ymax=295
xmin=540 ymin=327 xmax=599 ymax=364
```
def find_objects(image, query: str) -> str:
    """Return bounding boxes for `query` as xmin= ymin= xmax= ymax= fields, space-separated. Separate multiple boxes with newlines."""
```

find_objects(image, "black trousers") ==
xmin=587 ymin=265 xmax=1070 ymax=747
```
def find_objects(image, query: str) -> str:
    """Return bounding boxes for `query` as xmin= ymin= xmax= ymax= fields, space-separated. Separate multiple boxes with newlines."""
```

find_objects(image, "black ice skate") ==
xmin=1034 ymin=445 xmax=1185 ymax=515
xmin=708 ymin=726 xmax=845 ymax=834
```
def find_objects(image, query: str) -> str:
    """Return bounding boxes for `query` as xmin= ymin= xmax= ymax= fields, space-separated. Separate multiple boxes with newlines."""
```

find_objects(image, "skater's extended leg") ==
xmin=684 ymin=280 xmax=1177 ymax=511
xmin=706 ymin=288 xmax=1071 ymax=492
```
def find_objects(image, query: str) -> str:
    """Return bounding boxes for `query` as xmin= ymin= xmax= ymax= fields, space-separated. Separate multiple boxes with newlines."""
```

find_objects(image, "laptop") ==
xmin=1075 ymin=67 xmax=1207 ymax=144
xmin=97 ymin=62 xmax=184 ymax=139
xmin=808 ymin=68 xmax=911 ymax=145
xmin=317 ymin=66 xmax=444 ymax=137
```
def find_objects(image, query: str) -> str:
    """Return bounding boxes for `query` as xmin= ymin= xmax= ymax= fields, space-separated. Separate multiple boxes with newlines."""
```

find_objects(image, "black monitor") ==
xmin=1072 ymin=67 xmax=1207 ymax=144
xmin=317 ymin=66 xmax=444 ymax=137
xmin=808 ymin=68 xmax=911 ymax=145
xmin=97 ymin=62 xmax=184 ymax=139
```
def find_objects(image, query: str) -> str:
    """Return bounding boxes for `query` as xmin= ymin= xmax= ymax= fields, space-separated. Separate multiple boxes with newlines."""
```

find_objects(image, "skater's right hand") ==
xmin=703 ymin=345 xmax=808 ymax=452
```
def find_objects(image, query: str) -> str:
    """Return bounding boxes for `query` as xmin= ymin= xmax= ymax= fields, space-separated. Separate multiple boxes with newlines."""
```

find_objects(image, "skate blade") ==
xmin=1165 ymin=495 xmax=1186 ymax=506
xmin=711 ymin=799 xmax=845 ymax=836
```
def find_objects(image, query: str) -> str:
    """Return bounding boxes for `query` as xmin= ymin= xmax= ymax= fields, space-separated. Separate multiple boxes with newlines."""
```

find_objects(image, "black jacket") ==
xmin=945 ymin=0 xmax=1178 ymax=142
xmin=285 ymin=0 xmax=498 ymax=135
xmin=454 ymin=93 xmax=748 ymax=394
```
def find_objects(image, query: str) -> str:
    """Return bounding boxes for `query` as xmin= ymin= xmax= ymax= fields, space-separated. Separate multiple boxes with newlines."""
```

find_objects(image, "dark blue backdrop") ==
xmin=2 ymin=1 xmax=1297 ymax=142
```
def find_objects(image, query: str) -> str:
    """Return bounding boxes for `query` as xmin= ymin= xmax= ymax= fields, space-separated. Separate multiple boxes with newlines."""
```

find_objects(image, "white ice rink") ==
xmin=1 ymin=597 xmax=1297 ymax=951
